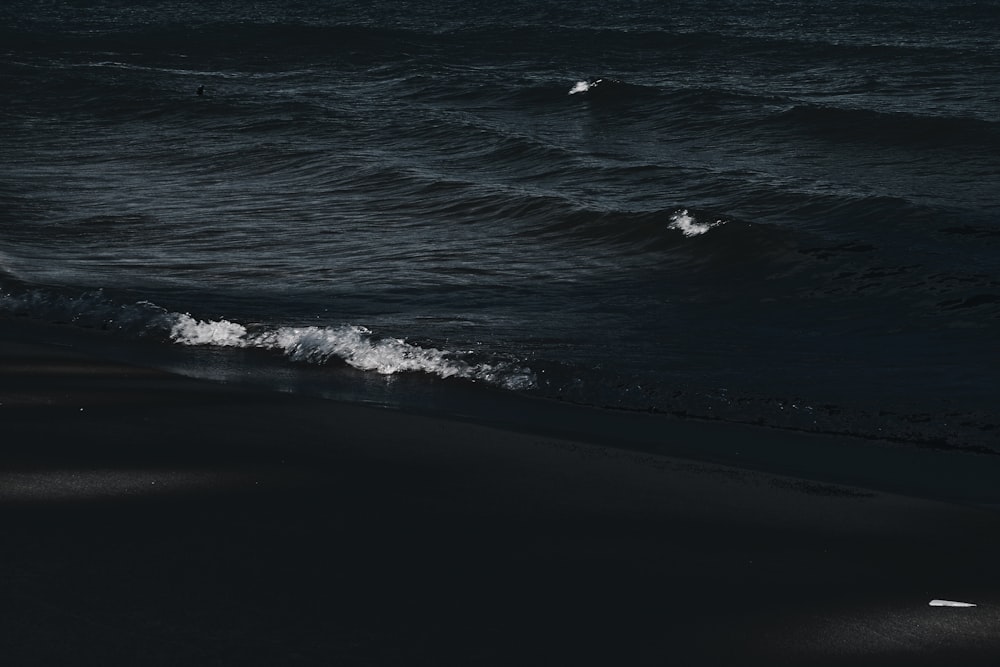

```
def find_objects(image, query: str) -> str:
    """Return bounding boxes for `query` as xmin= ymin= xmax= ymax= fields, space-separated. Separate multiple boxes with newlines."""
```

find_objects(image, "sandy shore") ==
xmin=1 ymin=321 xmax=999 ymax=665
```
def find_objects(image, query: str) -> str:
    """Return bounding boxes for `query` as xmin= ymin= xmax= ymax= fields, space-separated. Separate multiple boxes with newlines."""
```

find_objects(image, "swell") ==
xmin=0 ymin=22 xmax=431 ymax=65
xmin=765 ymin=103 xmax=1000 ymax=150
xmin=6 ymin=9 xmax=992 ymax=155
xmin=452 ymin=23 xmax=995 ymax=62
xmin=561 ymin=81 xmax=1000 ymax=153
xmin=5 ymin=7 xmax=992 ymax=73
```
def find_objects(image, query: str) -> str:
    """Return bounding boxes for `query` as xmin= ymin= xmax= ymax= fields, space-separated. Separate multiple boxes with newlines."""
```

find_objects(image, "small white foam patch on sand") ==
xmin=668 ymin=209 xmax=726 ymax=237
xmin=169 ymin=315 xmax=536 ymax=390
xmin=929 ymin=599 xmax=977 ymax=608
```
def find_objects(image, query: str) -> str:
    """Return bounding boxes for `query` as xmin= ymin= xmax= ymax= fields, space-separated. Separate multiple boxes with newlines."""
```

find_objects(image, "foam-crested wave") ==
xmin=171 ymin=315 xmax=535 ymax=389
xmin=565 ymin=77 xmax=661 ymax=105
xmin=521 ymin=205 xmax=756 ymax=256
xmin=0 ymin=288 xmax=536 ymax=391
xmin=568 ymin=78 xmax=625 ymax=96
xmin=667 ymin=209 xmax=726 ymax=238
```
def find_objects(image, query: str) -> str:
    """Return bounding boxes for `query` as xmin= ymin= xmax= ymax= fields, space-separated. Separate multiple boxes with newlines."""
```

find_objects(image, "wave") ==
xmin=561 ymin=77 xmax=995 ymax=156
xmin=517 ymin=203 xmax=791 ymax=261
xmin=5 ymin=0 xmax=993 ymax=78
xmin=768 ymin=103 xmax=1000 ymax=149
xmin=567 ymin=77 xmax=650 ymax=99
xmin=172 ymin=317 xmax=536 ymax=389
xmin=437 ymin=20 xmax=991 ymax=66
xmin=0 ymin=287 xmax=536 ymax=390
xmin=666 ymin=209 xmax=725 ymax=238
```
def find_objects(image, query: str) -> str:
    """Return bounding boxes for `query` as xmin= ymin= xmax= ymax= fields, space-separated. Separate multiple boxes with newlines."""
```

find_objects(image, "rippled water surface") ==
xmin=2 ymin=0 xmax=999 ymax=449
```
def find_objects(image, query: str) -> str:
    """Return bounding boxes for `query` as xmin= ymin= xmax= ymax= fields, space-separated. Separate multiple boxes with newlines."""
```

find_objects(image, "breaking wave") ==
xmin=0 ymin=288 xmax=536 ymax=391
xmin=170 ymin=314 xmax=536 ymax=389
xmin=667 ymin=209 xmax=726 ymax=237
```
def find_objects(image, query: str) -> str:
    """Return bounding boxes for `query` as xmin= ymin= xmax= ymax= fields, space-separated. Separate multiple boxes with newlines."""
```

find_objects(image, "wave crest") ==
xmin=0 ymin=288 xmax=536 ymax=390
xmin=173 ymin=319 xmax=537 ymax=389
xmin=170 ymin=313 xmax=248 ymax=347
xmin=255 ymin=325 xmax=464 ymax=377
xmin=667 ymin=209 xmax=726 ymax=237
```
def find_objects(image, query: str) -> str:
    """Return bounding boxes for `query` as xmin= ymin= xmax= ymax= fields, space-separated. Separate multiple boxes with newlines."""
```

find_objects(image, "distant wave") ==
xmin=768 ymin=103 xmax=1000 ymax=149
xmin=667 ymin=209 xmax=725 ymax=237
xmin=565 ymin=77 xmax=664 ymax=106
xmin=516 ymin=204 xmax=788 ymax=264
xmin=568 ymin=78 xmax=628 ymax=96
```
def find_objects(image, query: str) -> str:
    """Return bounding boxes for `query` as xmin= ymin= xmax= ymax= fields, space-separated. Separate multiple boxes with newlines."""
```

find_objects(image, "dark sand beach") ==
xmin=4 ymin=1 xmax=999 ymax=664
xmin=2 ymin=318 xmax=999 ymax=666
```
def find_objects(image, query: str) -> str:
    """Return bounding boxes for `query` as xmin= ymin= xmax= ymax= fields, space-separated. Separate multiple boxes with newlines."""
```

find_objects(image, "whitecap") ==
xmin=0 ymin=288 xmax=536 ymax=390
xmin=255 ymin=325 xmax=467 ymax=377
xmin=170 ymin=317 xmax=538 ymax=389
xmin=169 ymin=313 xmax=249 ymax=347
xmin=668 ymin=209 xmax=725 ymax=237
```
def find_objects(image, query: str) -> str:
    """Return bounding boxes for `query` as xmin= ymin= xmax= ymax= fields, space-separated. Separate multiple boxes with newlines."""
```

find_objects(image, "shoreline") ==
xmin=4 ymin=314 xmax=1000 ymax=510
xmin=2 ymin=317 xmax=1000 ymax=665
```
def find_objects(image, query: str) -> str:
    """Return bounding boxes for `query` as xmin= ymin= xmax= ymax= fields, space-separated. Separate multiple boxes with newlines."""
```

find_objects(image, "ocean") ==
xmin=2 ymin=0 xmax=999 ymax=455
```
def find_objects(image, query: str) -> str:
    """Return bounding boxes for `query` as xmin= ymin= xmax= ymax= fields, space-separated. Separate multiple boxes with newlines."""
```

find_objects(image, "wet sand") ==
xmin=1 ymin=321 xmax=999 ymax=666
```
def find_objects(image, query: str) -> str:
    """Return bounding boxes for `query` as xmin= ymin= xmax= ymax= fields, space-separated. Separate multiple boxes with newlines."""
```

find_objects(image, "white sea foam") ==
xmin=929 ymin=599 xmax=977 ymax=608
xmin=170 ymin=313 xmax=248 ymax=347
xmin=256 ymin=325 xmax=467 ymax=376
xmin=0 ymin=289 xmax=536 ymax=389
xmin=169 ymin=315 xmax=537 ymax=389
xmin=668 ymin=209 xmax=725 ymax=237
xmin=568 ymin=80 xmax=591 ymax=95
xmin=258 ymin=325 xmax=536 ymax=389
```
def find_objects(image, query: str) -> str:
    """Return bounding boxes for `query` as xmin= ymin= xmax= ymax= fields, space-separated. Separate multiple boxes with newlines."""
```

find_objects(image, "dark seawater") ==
xmin=2 ymin=0 xmax=999 ymax=452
